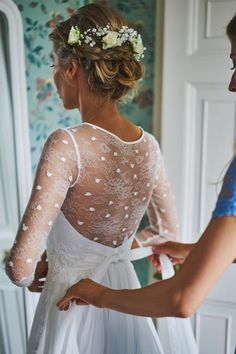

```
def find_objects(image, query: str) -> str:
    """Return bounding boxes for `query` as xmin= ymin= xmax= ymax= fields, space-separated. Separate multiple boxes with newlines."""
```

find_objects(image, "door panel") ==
xmin=162 ymin=0 xmax=236 ymax=352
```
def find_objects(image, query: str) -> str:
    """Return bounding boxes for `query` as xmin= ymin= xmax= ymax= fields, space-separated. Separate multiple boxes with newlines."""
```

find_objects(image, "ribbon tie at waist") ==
xmin=91 ymin=243 xmax=153 ymax=282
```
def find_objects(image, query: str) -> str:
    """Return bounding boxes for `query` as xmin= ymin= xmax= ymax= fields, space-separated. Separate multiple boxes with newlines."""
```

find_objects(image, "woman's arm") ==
xmin=5 ymin=129 xmax=78 ymax=287
xmin=135 ymin=139 xmax=179 ymax=273
xmin=101 ymin=216 xmax=236 ymax=317
xmin=57 ymin=216 xmax=236 ymax=316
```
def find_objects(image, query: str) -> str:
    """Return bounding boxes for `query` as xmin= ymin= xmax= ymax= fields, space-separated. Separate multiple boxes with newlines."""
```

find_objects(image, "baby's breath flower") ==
xmin=67 ymin=24 xmax=146 ymax=60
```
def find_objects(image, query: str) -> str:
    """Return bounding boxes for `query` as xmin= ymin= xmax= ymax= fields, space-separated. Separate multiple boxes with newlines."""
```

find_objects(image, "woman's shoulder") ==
xmin=225 ymin=156 xmax=236 ymax=177
xmin=212 ymin=156 xmax=236 ymax=218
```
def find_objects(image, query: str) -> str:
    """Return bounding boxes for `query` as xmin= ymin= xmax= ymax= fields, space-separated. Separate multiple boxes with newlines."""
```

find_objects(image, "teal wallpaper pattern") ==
xmin=14 ymin=0 xmax=86 ymax=172
xmin=13 ymin=0 xmax=156 ymax=286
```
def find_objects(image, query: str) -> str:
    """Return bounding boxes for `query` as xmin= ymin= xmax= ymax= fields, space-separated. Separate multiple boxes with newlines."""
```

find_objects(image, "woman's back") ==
xmin=62 ymin=122 xmax=160 ymax=247
xmin=7 ymin=122 xmax=177 ymax=354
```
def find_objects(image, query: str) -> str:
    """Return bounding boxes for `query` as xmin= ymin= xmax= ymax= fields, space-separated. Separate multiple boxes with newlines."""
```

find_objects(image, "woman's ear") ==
xmin=66 ymin=60 xmax=79 ymax=80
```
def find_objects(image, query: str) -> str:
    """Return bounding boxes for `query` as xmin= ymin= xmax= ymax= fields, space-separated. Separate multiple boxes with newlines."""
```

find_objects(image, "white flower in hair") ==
xmin=68 ymin=26 xmax=81 ymax=45
xmin=131 ymin=35 xmax=145 ymax=60
xmin=67 ymin=23 xmax=146 ymax=61
xmin=101 ymin=31 xmax=121 ymax=49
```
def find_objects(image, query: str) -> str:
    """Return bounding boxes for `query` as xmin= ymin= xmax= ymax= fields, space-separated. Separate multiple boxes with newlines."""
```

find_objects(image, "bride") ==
xmin=5 ymin=3 xmax=197 ymax=354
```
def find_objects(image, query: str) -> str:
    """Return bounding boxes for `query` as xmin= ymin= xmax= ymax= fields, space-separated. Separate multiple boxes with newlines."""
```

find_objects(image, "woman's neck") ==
xmin=80 ymin=99 xmax=124 ymax=127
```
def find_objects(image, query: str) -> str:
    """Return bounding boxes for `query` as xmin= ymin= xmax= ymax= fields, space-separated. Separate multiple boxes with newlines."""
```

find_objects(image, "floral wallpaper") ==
xmin=13 ymin=0 xmax=156 ymax=286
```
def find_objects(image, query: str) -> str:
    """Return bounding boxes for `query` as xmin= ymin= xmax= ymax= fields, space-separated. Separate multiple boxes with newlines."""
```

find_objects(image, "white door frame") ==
xmin=0 ymin=0 xmax=35 ymax=336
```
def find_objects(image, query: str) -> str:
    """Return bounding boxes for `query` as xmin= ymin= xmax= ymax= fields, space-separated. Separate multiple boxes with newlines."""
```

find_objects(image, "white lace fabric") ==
xmin=5 ymin=122 xmax=179 ymax=287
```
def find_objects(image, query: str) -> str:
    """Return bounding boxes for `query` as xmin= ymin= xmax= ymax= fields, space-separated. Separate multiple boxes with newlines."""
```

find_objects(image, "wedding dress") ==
xmin=5 ymin=122 xmax=198 ymax=354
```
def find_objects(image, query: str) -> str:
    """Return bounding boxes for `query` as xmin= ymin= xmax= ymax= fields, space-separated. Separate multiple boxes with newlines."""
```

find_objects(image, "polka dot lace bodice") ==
xmin=5 ymin=122 xmax=178 ymax=287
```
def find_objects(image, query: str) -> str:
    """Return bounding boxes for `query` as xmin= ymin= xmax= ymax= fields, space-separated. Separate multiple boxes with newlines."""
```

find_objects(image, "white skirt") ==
xmin=27 ymin=212 xmax=198 ymax=354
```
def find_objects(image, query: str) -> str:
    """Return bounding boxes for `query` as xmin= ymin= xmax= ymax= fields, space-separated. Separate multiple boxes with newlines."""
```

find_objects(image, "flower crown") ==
xmin=67 ymin=24 xmax=146 ymax=61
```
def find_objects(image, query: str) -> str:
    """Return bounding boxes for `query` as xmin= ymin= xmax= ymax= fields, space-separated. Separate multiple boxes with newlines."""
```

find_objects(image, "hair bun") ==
xmin=49 ymin=3 xmax=144 ymax=101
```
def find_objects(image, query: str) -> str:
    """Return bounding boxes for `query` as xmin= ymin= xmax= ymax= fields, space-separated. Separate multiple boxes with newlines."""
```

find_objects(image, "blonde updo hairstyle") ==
xmin=49 ymin=3 xmax=144 ymax=101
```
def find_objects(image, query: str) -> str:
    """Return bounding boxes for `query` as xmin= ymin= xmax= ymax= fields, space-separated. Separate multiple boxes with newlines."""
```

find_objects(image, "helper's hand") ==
xmin=150 ymin=241 xmax=195 ymax=272
xmin=57 ymin=278 xmax=108 ymax=311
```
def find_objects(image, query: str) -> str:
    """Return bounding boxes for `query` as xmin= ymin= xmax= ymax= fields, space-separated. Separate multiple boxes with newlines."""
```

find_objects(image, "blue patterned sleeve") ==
xmin=212 ymin=157 xmax=236 ymax=218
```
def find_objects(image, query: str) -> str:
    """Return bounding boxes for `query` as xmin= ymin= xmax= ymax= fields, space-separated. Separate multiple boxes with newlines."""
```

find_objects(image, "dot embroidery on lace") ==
xmin=54 ymin=203 xmax=59 ymax=208
xmin=130 ymin=164 xmax=134 ymax=168
xmin=133 ymin=192 xmax=138 ymax=196
xmin=46 ymin=171 xmax=53 ymax=177
xmin=135 ymin=149 xmax=139 ymax=154
xmin=61 ymin=157 xmax=66 ymax=162
xmin=36 ymin=185 xmax=42 ymax=190
xmin=116 ymin=168 xmax=121 ymax=173
xmin=85 ymin=192 xmax=92 ymax=196
xmin=8 ymin=261 xmax=13 ymax=267
xmin=124 ymin=206 xmax=129 ymax=210
xmin=101 ymin=156 xmax=105 ymax=161
xmin=89 ymin=207 xmax=95 ymax=211
xmin=91 ymin=136 xmax=96 ymax=141
xmin=145 ymin=152 xmax=149 ymax=156
xmin=142 ymin=197 xmax=146 ymax=201
xmin=26 ymin=258 xmax=33 ymax=264
xmin=93 ymin=237 xmax=99 ymax=241
xmin=125 ymin=214 xmax=129 ymax=219
xmin=68 ymin=176 xmax=73 ymax=182
xmin=95 ymin=178 xmax=101 ymax=183
xmin=147 ymin=183 xmax=150 ymax=187
xmin=22 ymin=223 xmax=28 ymax=231
xmin=133 ymin=174 xmax=138 ymax=180
xmin=62 ymin=139 xmax=68 ymax=144
xmin=160 ymin=208 xmax=166 ymax=213
xmin=113 ymin=240 xmax=117 ymax=245
xmin=113 ymin=152 xmax=118 ymax=156
xmin=48 ymin=220 xmax=53 ymax=226
xmin=122 ymin=228 xmax=126 ymax=232
xmin=36 ymin=204 xmax=42 ymax=210
xmin=77 ymin=220 xmax=84 ymax=225
xmin=108 ymin=201 xmax=114 ymax=205
xmin=105 ymin=213 xmax=111 ymax=218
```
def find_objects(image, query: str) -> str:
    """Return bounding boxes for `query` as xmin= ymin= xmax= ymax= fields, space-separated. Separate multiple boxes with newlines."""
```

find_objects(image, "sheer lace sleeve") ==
xmin=212 ymin=157 xmax=236 ymax=218
xmin=5 ymin=128 xmax=79 ymax=287
xmin=135 ymin=142 xmax=179 ymax=246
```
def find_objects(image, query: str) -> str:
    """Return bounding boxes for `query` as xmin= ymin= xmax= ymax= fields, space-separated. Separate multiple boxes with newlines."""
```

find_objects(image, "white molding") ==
xmin=199 ymin=100 xmax=209 ymax=232
xmin=153 ymin=0 xmax=164 ymax=141
xmin=195 ymin=310 xmax=232 ymax=353
xmin=0 ymin=0 xmax=35 ymax=338
xmin=0 ymin=0 xmax=32 ymax=214
xmin=187 ymin=0 xmax=199 ymax=55
xmin=181 ymin=83 xmax=197 ymax=242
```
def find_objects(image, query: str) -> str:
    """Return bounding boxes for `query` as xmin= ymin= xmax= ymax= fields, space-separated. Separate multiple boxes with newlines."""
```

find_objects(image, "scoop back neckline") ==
xmin=80 ymin=122 xmax=145 ymax=145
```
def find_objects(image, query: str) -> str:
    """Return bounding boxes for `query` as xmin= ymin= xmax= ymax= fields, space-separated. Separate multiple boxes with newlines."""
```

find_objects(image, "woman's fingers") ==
xmin=57 ymin=278 xmax=107 ymax=311
xmin=75 ymin=299 xmax=87 ymax=305
xmin=57 ymin=293 xmax=74 ymax=310
xmin=28 ymin=279 xmax=45 ymax=292
xmin=152 ymin=241 xmax=176 ymax=255
xmin=149 ymin=255 xmax=161 ymax=271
